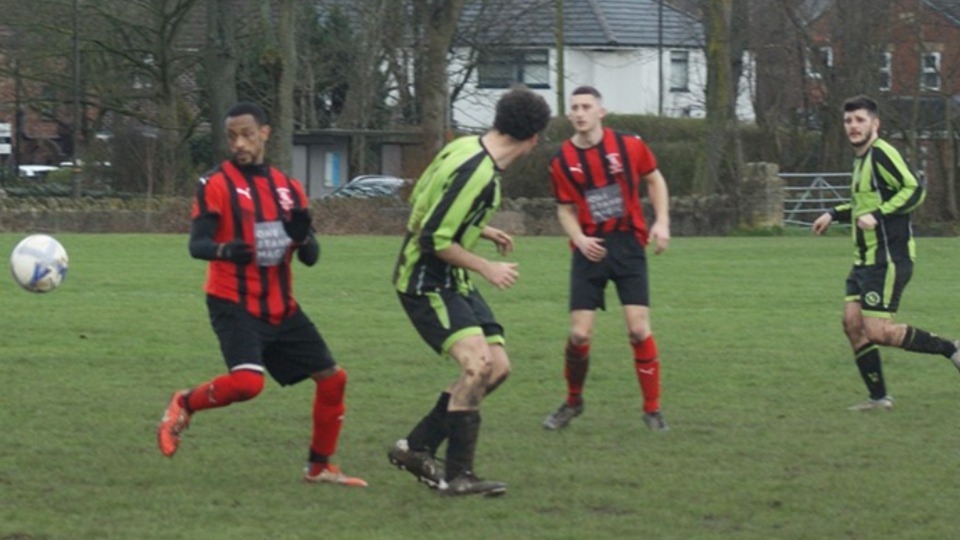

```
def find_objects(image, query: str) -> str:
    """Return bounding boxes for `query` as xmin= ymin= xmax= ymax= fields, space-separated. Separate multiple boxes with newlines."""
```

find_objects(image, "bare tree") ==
xmin=321 ymin=0 xmax=392 ymax=175
xmin=82 ymin=0 xmax=204 ymax=195
xmin=204 ymin=0 xmax=239 ymax=160
xmin=254 ymin=0 xmax=297 ymax=171
xmin=0 ymin=0 xmax=91 ymax=164
xmin=294 ymin=3 xmax=353 ymax=129
xmin=335 ymin=0 xmax=390 ymax=131
xmin=698 ymin=0 xmax=747 ymax=195
xmin=330 ymin=0 xmax=467 ymax=166
xmin=446 ymin=0 xmax=555 ymax=110
xmin=412 ymin=0 xmax=466 ymax=157
xmin=747 ymin=0 xmax=807 ymax=168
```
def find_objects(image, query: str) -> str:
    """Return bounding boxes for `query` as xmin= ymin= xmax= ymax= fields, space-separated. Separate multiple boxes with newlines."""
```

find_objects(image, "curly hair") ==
xmin=492 ymin=86 xmax=552 ymax=141
xmin=226 ymin=102 xmax=270 ymax=126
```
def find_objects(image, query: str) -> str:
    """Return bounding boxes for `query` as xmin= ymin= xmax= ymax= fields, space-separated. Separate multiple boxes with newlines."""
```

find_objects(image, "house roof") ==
xmin=925 ymin=0 xmax=960 ymax=25
xmin=459 ymin=0 xmax=703 ymax=49
xmin=807 ymin=0 xmax=960 ymax=26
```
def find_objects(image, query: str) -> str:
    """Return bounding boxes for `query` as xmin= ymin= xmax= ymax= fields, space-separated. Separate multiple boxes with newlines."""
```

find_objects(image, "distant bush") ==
xmin=501 ymin=114 xmax=821 ymax=199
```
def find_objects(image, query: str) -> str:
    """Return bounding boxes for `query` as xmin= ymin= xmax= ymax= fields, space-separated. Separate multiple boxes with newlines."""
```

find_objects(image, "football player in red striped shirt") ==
xmin=157 ymin=102 xmax=365 ymax=487
xmin=543 ymin=86 xmax=672 ymax=432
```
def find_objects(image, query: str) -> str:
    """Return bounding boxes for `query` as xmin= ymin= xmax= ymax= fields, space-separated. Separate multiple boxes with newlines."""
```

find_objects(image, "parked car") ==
xmin=17 ymin=165 xmax=59 ymax=179
xmin=324 ymin=175 xmax=408 ymax=199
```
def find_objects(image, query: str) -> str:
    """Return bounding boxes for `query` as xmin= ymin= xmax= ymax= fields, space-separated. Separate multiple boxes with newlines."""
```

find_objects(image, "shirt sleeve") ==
xmin=549 ymin=151 xmax=579 ymax=204
xmin=830 ymin=203 xmax=852 ymax=224
xmin=873 ymin=147 xmax=925 ymax=216
xmin=631 ymin=136 xmax=658 ymax=177
xmin=192 ymin=172 xmax=228 ymax=219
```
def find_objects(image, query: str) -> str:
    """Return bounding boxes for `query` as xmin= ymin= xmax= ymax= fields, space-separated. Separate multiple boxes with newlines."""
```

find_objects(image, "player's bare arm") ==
xmin=642 ymin=169 xmax=671 ymax=254
xmin=481 ymin=226 xmax=514 ymax=255
xmin=557 ymin=204 xmax=606 ymax=262
xmin=435 ymin=243 xmax=519 ymax=290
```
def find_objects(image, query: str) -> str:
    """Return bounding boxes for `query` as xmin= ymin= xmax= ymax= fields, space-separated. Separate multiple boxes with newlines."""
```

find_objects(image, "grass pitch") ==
xmin=2 ymin=233 xmax=960 ymax=539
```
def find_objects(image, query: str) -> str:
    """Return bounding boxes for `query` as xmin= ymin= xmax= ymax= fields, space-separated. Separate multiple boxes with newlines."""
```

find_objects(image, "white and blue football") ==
xmin=10 ymin=234 xmax=69 ymax=293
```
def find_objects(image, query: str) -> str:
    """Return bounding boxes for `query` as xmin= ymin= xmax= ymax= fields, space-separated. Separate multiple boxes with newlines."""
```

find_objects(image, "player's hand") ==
xmin=575 ymin=235 xmax=606 ymax=262
xmin=219 ymin=240 xmax=254 ymax=264
xmin=283 ymin=209 xmax=313 ymax=243
xmin=649 ymin=222 xmax=671 ymax=255
xmin=811 ymin=212 xmax=832 ymax=235
xmin=482 ymin=226 xmax=514 ymax=255
xmin=481 ymin=261 xmax=519 ymax=290
xmin=856 ymin=213 xmax=877 ymax=231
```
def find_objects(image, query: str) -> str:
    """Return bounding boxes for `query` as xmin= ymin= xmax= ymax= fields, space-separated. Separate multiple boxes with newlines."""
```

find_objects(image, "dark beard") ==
xmin=850 ymin=130 xmax=873 ymax=148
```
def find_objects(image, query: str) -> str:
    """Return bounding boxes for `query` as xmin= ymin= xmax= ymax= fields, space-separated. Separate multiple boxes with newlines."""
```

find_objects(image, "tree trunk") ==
xmin=338 ymin=0 xmax=390 ymax=174
xmin=945 ymin=102 xmax=959 ymax=219
xmin=267 ymin=0 xmax=296 ymax=171
xmin=204 ymin=0 xmax=238 ymax=161
xmin=414 ymin=0 xmax=466 ymax=158
xmin=700 ymin=0 xmax=734 ymax=196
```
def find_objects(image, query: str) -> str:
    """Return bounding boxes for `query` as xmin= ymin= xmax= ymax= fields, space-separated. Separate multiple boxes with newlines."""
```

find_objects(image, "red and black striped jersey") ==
xmin=192 ymin=160 xmax=309 ymax=324
xmin=549 ymin=128 xmax=658 ymax=246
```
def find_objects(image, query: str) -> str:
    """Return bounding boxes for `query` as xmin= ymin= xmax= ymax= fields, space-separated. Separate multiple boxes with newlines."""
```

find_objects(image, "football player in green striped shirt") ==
xmin=388 ymin=87 xmax=551 ymax=497
xmin=813 ymin=95 xmax=960 ymax=411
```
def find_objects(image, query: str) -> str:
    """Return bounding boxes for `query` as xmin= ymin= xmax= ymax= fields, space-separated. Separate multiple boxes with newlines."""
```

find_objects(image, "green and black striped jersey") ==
xmin=831 ymin=138 xmax=924 ymax=266
xmin=393 ymin=136 xmax=501 ymax=295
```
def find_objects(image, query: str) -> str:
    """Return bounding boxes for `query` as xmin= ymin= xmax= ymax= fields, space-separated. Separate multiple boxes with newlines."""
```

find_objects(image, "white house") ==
xmin=450 ymin=0 xmax=755 ymax=131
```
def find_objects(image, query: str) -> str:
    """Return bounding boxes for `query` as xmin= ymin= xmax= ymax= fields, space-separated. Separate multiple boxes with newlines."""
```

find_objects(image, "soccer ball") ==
xmin=10 ymin=234 xmax=69 ymax=293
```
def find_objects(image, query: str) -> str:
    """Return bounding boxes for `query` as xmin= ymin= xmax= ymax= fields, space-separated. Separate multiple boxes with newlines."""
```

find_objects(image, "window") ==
xmin=132 ymin=54 xmax=155 ymax=90
xmin=477 ymin=49 xmax=549 ymax=89
xmin=805 ymin=46 xmax=833 ymax=78
xmin=878 ymin=52 xmax=892 ymax=91
xmin=669 ymin=50 xmax=689 ymax=92
xmin=921 ymin=51 xmax=941 ymax=91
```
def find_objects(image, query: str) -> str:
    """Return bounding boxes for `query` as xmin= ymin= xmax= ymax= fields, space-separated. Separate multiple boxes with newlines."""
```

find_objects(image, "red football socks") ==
xmin=310 ymin=368 xmax=347 ymax=460
xmin=632 ymin=337 xmax=661 ymax=413
xmin=564 ymin=340 xmax=590 ymax=406
xmin=185 ymin=370 xmax=264 ymax=412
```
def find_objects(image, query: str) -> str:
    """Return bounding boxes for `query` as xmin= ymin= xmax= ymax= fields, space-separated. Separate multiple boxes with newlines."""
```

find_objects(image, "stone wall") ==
xmin=0 ymin=163 xmax=788 ymax=236
xmin=0 ymin=195 xmax=742 ymax=236
xmin=0 ymin=196 xmax=194 ymax=234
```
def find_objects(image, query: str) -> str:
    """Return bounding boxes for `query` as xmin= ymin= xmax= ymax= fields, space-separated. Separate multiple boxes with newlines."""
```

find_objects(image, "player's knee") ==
xmin=488 ymin=343 xmax=510 ymax=373
xmin=470 ymin=356 xmax=495 ymax=379
xmin=862 ymin=324 xmax=893 ymax=346
xmin=628 ymin=329 xmax=652 ymax=344
xmin=486 ymin=372 xmax=509 ymax=396
xmin=569 ymin=330 xmax=592 ymax=346
xmin=842 ymin=317 xmax=861 ymax=339
xmin=459 ymin=353 xmax=496 ymax=392
xmin=491 ymin=358 xmax=510 ymax=383
xmin=231 ymin=370 xmax=265 ymax=401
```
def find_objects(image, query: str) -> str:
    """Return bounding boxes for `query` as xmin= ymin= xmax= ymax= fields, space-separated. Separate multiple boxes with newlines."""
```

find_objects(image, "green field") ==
xmin=3 ymin=233 xmax=960 ymax=539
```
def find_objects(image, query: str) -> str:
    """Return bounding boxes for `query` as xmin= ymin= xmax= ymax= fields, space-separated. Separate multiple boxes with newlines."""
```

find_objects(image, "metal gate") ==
xmin=781 ymin=172 xmax=851 ymax=227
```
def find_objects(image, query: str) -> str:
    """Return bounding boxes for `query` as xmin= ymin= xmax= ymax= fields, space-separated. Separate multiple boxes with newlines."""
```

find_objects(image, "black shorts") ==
xmin=569 ymin=231 xmax=649 ymax=311
xmin=398 ymin=288 xmax=505 ymax=354
xmin=845 ymin=262 xmax=913 ymax=318
xmin=207 ymin=295 xmax=336 ymax=386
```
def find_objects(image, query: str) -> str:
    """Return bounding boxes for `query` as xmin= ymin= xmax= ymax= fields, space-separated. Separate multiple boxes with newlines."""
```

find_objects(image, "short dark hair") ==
xmin=843 ymin=95 xmax=879 ymax=117
xmin=226 ymin=102 xmax=270 ymax=126
xmin=571 ymin=85 xmax=602 ymax=100
xmin=492 ymin=86 xmax=552 ymax=141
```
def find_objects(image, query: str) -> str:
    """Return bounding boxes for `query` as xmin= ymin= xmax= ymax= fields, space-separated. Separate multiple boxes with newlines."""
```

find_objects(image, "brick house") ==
xmin=753 ymin=0 xmax=960 ymax=220
xmin=0 ymin=25 xmax=72 ymax=169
